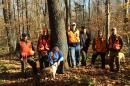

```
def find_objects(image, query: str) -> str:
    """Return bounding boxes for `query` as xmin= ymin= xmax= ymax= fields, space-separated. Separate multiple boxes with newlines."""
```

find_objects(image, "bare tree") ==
xmin=105 ymin=0 xmax=110 ymax=40
xmin=64 ymin=0 xmax=70 ymax=29
xmin=2 ymin=0 xmax=16 ymax=53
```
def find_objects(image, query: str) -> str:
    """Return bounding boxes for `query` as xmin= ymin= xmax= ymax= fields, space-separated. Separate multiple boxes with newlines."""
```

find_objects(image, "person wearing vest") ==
xmin=15 ymin=33 xmax=38 ymax=76
xmin=109 ymin=27 xmax=123 ymax=72
xmin=80 ymin=26 xmax=91 ymax=66
xmin=48 ymin=46 xmax=64 ymax=74
xmin=91 ymin=30 xmax=108 ymax=69
xmin=67 ymin=22 xmax=80 ymax=68
xmin=66 ymin=25 xmax=72 ymax=67
xmin=37 ymin=28 xmax=50 ymax=70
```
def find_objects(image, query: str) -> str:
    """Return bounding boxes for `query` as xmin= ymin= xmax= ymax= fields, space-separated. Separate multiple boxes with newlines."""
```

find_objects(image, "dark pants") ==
xmin=38 ymin=53 xmax=49 ymax=70
xmin=21 ymin=57 xmax=37 ymax=74
xmin=109 ymin=51 xmax=120 ymax=71
xmin=81 ymin=49 xmax=87 ymax=66
xmin=91 ymin=52 xmax=106 ymax=69
xmin=57 ymin=61 xmax=64 ymax=74
xmin=67 ymin=47 xmax=72 ymax=67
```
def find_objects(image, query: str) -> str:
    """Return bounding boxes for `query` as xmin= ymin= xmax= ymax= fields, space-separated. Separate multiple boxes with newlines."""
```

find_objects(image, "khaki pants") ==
xmin=109 ymin=51 xmax=120 ymax=71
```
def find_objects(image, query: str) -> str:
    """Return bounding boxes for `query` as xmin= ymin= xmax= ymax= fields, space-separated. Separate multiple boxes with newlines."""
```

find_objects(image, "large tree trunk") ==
xmin=64 ymin=0 xmax=70 ymax=29
xmin=2 ymin=0 xmax=16 ymax=54
xmin=88 ymin=0 xmax=91 ymax=28
xmin=25 ymin=0 xmax=31 ymax=38
xmin=16 ymin=0 xmax=21 ymax=38
xmin=47 ymin=0 xmax=69 ymax=69
xmin=69 ymin=0 xmax=71 ymax=22
xmin=123 ymin=0 xmax=130 ymax=56
xmin=105 ymin=0 xmax=110 ymax=40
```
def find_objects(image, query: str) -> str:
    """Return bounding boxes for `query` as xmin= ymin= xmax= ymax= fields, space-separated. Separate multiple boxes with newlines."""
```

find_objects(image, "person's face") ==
xmin=54 ymin=46 xmax=59 ymax=52
xmin=83 ymin=29 xmax=87 ymax=33
xmin=72 ymin=24 xmax=76 ymax=31
xmin=24 ymin=36 xmax=28 ymax=41
xmin=39 ymin=29 xmax=43 ymax=35
xmin=98 ymin=32 xmax=102 ymax=37
xmin=112 ymin=29 xmax=117 ymax=35
xmin=43 ymin=31 xmax=47 ymax=36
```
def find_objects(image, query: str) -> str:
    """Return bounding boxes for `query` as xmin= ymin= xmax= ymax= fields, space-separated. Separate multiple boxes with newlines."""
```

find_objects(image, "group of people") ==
xmin=15 ymin=22 xmax=123 ymax=78
xmin=67 ymin=22 xmax=123 ymax=72
xmin=16 ymin=28 xmax=64 ymax=77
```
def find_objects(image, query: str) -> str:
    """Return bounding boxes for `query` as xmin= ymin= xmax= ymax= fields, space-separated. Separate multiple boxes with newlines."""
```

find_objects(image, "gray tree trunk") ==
xmin=105 ymin=0 xmax=110 ymax=40
xmin=64 ymin=0 xmax=70 ymax=29
xmin=47 ymin=0 xmax=69 ymax=69
xmin=2 ymin=0 xmax=16 ymax=53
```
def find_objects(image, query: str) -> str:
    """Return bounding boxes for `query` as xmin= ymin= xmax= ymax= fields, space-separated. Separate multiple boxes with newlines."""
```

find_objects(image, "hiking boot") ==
xmin=72 ymin=65 xmax=76 ymax=68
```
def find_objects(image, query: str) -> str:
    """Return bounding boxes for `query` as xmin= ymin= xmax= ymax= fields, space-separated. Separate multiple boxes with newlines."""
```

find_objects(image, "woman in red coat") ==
xmin=37 ymin=28 xmax=50 ymax=70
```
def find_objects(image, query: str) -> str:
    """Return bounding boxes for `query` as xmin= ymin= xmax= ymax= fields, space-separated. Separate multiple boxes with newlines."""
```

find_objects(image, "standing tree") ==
xmin=2 ymin=0 xmax=16 ymax=53
xmin=69 ymin=0 xmax=71 ymax=21
xmin=123 ymin=0 xmax=130 ymax=55
xmin=16 ymin=0 xmax=21 ymax=38
xmin=47 ymin=0 xmax=69 ymax=69
xmin=25 ymin=0 xmax=30 ymax=37
xmin=105 ymin=0 xmax=110 ymax=40
xmin=64 ymin=0 xmax=70 ymax=29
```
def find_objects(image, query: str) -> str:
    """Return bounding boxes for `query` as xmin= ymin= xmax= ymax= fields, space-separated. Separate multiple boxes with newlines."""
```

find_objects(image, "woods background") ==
xmin=0 ymin=0 xmax=130 ymax=56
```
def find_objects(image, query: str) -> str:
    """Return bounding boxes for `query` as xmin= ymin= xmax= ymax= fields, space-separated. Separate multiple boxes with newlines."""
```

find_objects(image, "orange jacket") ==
xmin=19 ymin=40 xmax=33 ymax=58
xmin=93 ymin=37 xmax=107 ymax=52
xmin=68 ymin=29 xmax=80 ymax=44
xmin=109 ymin=35 xmax=123 ymax=50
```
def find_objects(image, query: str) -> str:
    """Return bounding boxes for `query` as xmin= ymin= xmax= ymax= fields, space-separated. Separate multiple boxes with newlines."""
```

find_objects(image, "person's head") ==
xmin=22 ymin=33 xmax=28 ymax=41
xmin=71 ymin=22 xmax=76 ymax=31
xmin=54 ymin=46 xmax=59 ymax=52
xmin=39 ymin=29 xmax=43 ymax=35
xmin=98 ymin=30 xmax=103 ymax=37
xmin=81 ymin=26 xmax=87 ymax=34
xmin=111 ymin=27 xmax=117 ymax=35
xmin=43 ymin=28 xmax=49 ymax=36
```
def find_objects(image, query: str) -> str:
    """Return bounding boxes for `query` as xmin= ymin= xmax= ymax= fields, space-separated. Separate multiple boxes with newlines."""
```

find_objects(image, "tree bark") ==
xmin=123 ymin=0 xmax=130 ymax=56
xmin=47 ymin=0 xmax=69 ymax=69
xmin=64 ymin=0 xmax=70 ymax=29
xmin=16 ymin=0 xmax=21 ymax=38
xmin=2 ymin=0 xmax=16 ymax=53
xmin=25 ymin=0 xmax=30 ymax=38
xmin=105 ymin=0 xmax=110 ymax=40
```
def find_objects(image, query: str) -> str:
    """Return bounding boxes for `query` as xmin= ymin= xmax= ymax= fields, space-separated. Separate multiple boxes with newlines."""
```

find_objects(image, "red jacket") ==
xmin=37 ymin=35 xmax=50 ymax=54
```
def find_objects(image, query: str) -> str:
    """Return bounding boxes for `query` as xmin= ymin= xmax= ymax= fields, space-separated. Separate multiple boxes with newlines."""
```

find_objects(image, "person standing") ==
xmin=67 ymin=22 xmax=80 ymax=68
xmin=16 ymin=33 xmax=38 ymax=75
xmin=80 ymin=26 xmax=90 ymax=66
xmin=108 ymin=27 xmax=123 ymax=72
xmin=37 ymin=28 xmax=50 ymax=70
xmin=91 ymin=30 xmax=108 ymax=69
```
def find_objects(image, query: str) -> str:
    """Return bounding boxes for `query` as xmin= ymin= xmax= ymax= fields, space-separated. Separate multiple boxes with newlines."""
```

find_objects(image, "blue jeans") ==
xmin=70 ymin=44 xmax=80 ymax=67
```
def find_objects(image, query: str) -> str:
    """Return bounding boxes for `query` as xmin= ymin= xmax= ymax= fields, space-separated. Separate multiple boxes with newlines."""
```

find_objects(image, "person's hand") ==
xmin=40 ymin=46 xmax=44 ymax=50
xmin=29 ymin=50 xmax=35 ymax=56
xmin=21 ymin=52 xmax=27 ymax=57
xmin=45 ymin=44 xmax=49 ymax=50
xmin=57 ymin=60 xmax=60 ymax=66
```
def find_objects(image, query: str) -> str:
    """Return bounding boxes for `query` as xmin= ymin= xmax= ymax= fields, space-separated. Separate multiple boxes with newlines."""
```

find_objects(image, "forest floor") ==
xmin=0 ymin=55 xmax=130 ymax=86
